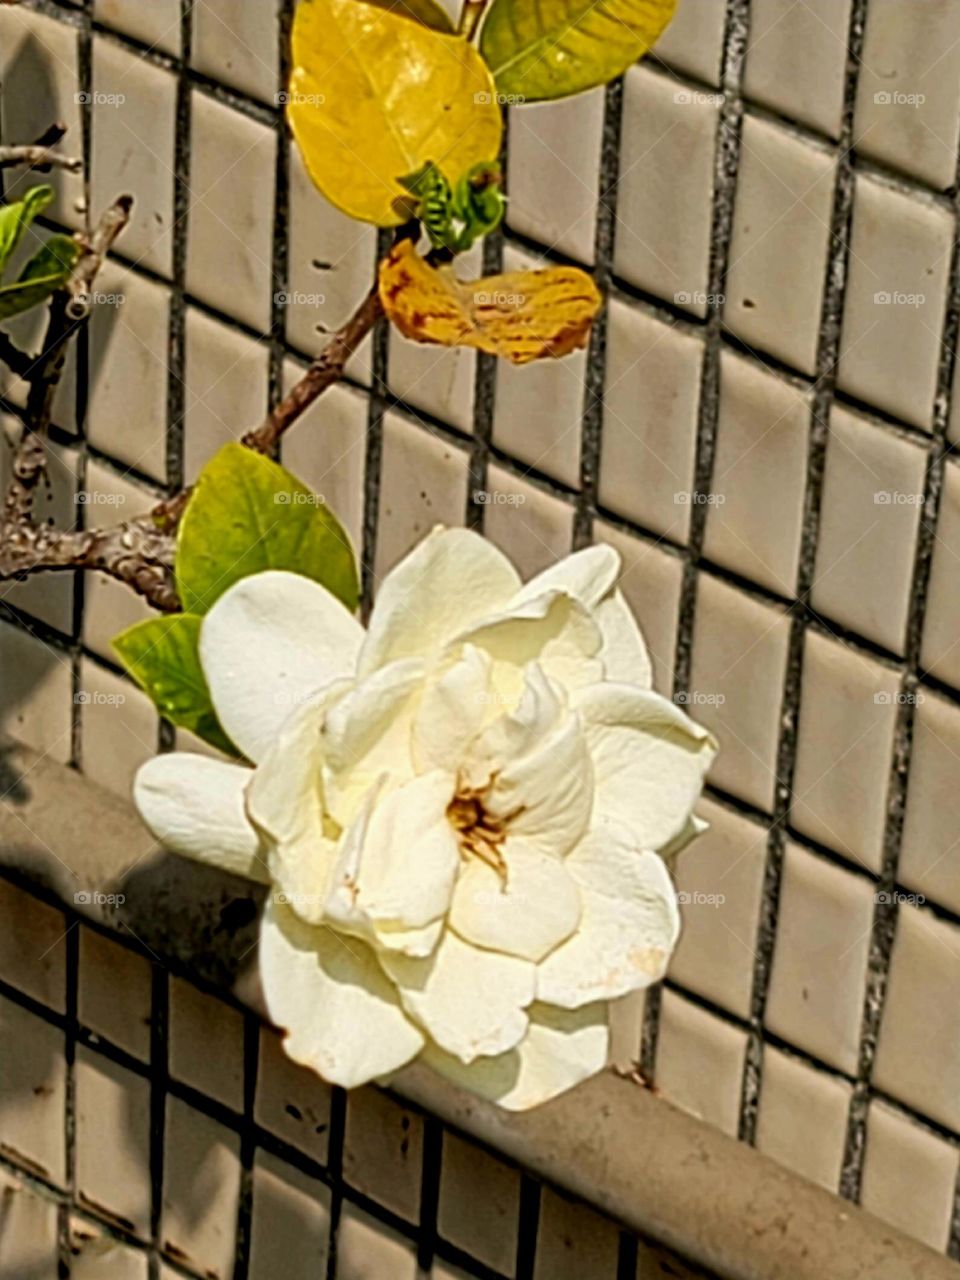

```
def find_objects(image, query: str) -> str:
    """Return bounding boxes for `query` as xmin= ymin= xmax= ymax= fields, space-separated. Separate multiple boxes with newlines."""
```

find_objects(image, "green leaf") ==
xmin=112 ymin=613 xmax=237 ymax=756
xmin=0 ymin=233 xmax=80 ymax=321
xmin=0 ymin=185 xmax=53 ymax=276
xmin=176 ymin=442 xmax=360 ymax=615
xmin=479 ymin=0 xmax=677 ymax=102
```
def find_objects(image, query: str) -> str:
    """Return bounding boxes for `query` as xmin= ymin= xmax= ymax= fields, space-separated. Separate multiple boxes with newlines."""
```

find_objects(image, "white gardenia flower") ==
xmin=135 ymin=527 xmax=716 ymax=1110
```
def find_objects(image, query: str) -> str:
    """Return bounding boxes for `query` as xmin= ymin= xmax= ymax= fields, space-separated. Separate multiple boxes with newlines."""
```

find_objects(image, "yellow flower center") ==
xmin=447 ymin=780 xmax=512 ymax=880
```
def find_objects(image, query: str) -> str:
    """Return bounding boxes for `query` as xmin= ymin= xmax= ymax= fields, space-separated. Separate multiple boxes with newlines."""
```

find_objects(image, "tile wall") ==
xmin=2 ymin=0 xmax=960 ymax=1266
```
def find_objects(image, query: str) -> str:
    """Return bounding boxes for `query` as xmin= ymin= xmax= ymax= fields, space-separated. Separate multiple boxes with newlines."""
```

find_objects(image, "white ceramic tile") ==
xmin=838 ymin=175 xmax=953 ymax=431
xmin=287 ymin=143 xmax=375 ymax=380
xmin=653 ymin=0 xmax=725 ymax=86
xmin=91 ymin=37 xmax=177 ymax=278
xmin=921 ymin=457 xmax=960 ymax=690
xmin=0 ymin=7 xmax=84 ymax=230
xmin=482 ymin=464 xmax=574 ymax=581
xmin=95 ymin=0 xmax=180 ymax=54
xmin=656 ymin=990 xmax=748 ymax=1136
xmin=725 ymin=115 xmax=836 ymax=376
xmin=744 ymin=0 xmax=852 ymax=138
xmin=765 ymin=842 xmax=875 ymax=1075
xmin=0 ymin=619 xmax=72 ymax=763
xmin=855 ymin=0 xmax=960 ymax=190
xmin=187 ymin=92 xmax=275 ymax=332
xmin=506 ymin=91 xmax=604 ymax=264
xmin=812 ymin=407 xmax=926 ymax=655
xmin=192 ymin=0 xmax=280 ymax=103
xmin=599 ymin=298 xmax=702 ymax=542
xmin=705 ymin=351 xmax=809 ymax=597
xmin=615 ymin=65 xmax=720 ymax=317
xmin=791 ymin=630 xmax=900 ymax=874
xmin=861 ymin=1102 xmax=959 ymax=1251
xmin=756 ymin=1048 xmax=851 ymax=1191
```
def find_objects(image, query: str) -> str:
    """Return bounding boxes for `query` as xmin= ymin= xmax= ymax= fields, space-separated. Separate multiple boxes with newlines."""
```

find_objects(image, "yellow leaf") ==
xmin=289 ymin=0 xmax=502 ymax=226
xmin=480 ymin=0 xmax=677 ymax=103
xmin=378 ymin=239 xmax=602 ymax=365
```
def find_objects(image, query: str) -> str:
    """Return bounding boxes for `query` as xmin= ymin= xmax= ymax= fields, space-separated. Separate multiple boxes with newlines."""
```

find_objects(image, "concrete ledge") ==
xmin=1 ymin=737 xmax=956 ymax=1280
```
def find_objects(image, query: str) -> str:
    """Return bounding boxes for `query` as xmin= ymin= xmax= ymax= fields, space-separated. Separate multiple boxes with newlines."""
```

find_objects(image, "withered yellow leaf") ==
xmin=379 ymin=239 xmax=602 ymax=365
xmin=289 ymin=0 xmax=502 ymax=227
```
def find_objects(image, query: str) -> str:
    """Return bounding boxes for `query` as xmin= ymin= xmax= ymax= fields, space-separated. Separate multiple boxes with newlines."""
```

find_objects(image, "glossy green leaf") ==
xmin=0 ymin=185 xmax=53 ymax=276
xmin=0 ymin=233 xmax=80 ymax=320
xmin=175 ymin=442 xmax=360 ymax=615
xmin=479 ymin=0 xmax=677 ymax=102
xmin=112 ymin=613 xmax=237 ymax=755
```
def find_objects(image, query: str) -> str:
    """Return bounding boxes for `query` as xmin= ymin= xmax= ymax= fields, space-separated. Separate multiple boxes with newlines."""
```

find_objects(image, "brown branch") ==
xmin=0 ymin=518 xmax=179 ymax=611
xmin=149 ymin=279 xmax=385 ymax=533
xmin=0 ymin=142 xmax=82 ymax=174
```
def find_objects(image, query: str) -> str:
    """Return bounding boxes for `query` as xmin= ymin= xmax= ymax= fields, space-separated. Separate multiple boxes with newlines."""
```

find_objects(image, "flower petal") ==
xmin=322 ymin=658 xmax=425 ymax=824
xmin=380 ymin=930 xmax=535 ymax=1063
xmin=200 ymin=570 xmax=363 ymax=762
xmin=537 ymin=822 xmax=680 ymax=1008
xmin=326 ymin=772 xmax=460 ymax=940
xmin=246 ymin=689 xmax=343 ymax=924
xmin=260 ymin=900 xmax=423 ymax=1088
xmin=411 ymin=645 xmax=493 ymax=775
xmin=485 ymin=711 xmax=593 ymax=858
xmin=572 ymin=684 xmax=717 ymax=851
xmin=456 ymin=591 xmax=603 ymax=701
xmin=422 ymin=1001 xmax=609 ymax=1111
xmin=514 ymin=544 xmax=620 ymax=610
xmin=359 ymin=526 xmax=521 ymax=677
xmin=449 ymin=840 xmax=581 ymax=962
xmin=594 ymin=590 xmax=652 ymax=689
xmin=134 ymin=753 xmax=267 ymax=882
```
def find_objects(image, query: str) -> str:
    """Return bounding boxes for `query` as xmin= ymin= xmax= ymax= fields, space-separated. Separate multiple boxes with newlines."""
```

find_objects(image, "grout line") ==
xmin=465 ymin=110 xmax=508 ymax=534
xmin=323 ymin=1086 xmax=348 ymax=1280
xmin=267 ymin=0 xmax=292 ymax=446
xmin=231 ymin=1011 xmax=261 ymax=1280
xmin=514 ymin=1174 xmax=541 ymax=1280
xmin=148 ymin=958 xmax=169 ymax=1277
xmin=417 ymin=1114 xmax=443 ymax=1273
xmin=573 ymin=75 xmax=623 ymax=552
xmin=740 ymin=0 xmax=869 ymax=1150
xmin=642 ymin=0 xmax=751 ymax=1085
xmin=855 ymin=46 xmax=960 ymax=1234
xmin=59 ymin=909 xmax=79 ymax=1274
xmin=164 ymin=0 xmax=193 ymax=497
xmin=359 ymin=228 xmax=392 ymax=619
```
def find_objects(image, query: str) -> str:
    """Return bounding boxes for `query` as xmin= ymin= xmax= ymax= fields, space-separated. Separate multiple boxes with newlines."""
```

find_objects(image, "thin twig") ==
xmin=0 ymin=145 xmax=82 ymax=173
xmin=460 ymin=0 xmax=489 ymax=39
xmin=149 ymin=279 xmax=385 ymax=533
